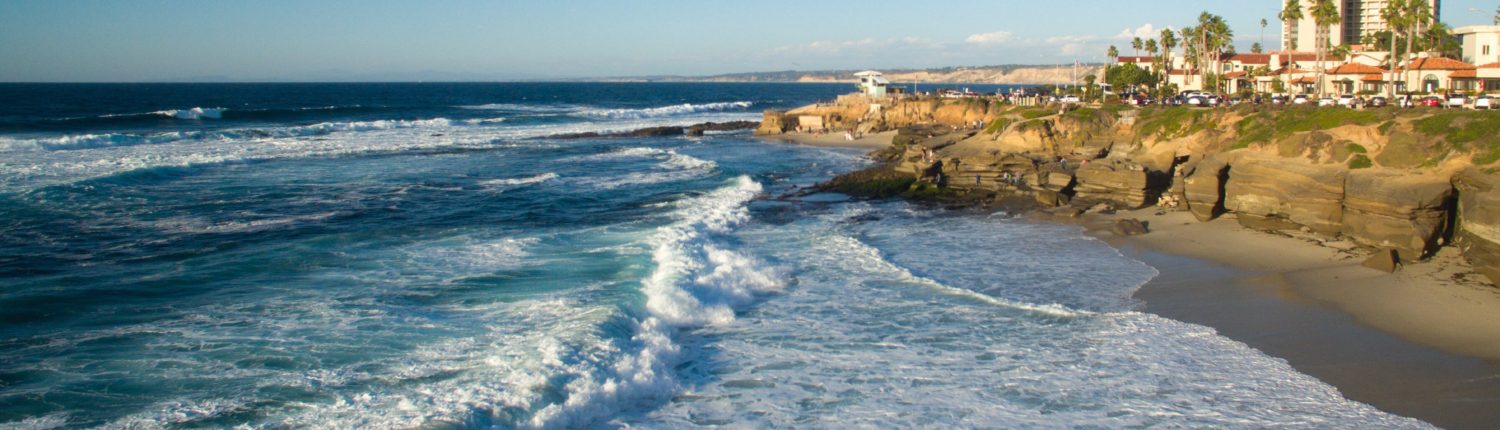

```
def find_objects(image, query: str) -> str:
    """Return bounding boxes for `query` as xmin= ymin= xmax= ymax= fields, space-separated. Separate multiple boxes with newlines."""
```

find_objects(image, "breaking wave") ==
xmin=576 ymin=102 xmax=754 ymax=120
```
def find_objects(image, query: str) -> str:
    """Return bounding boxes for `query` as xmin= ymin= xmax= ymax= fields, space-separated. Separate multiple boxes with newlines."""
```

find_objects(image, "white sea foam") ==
xmin=576 ymin=102 xmax=753 ymax=120
xmin=523 ymin=176 xmax=779 ymax=428
xmin=479 ymin=172 xmax=558 ymax=188
xmin=462 ymin=117 xmax=508 ymax=125
xmin=155 ymin=107 xmax=226 ymax=120
xmin=628 ymin=200 xmax=1432 ymax=428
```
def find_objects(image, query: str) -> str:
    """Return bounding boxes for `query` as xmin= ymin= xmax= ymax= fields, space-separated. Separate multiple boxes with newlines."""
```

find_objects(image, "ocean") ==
xmin=0 ymin=83 xmax=1429 ymax=429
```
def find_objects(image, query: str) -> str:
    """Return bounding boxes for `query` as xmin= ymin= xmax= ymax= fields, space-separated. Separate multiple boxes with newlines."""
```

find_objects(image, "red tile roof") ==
xmin=1450 ymin=70 xmax=1478 ymax=78
xmin=1224 ymin=71 xmax=1248 ymax=78
xmin=1327 ymin=63 xmax=1388 ymax=75
xmin=1361 ymin=74 xmax=1385 ymax=82
xmin=1115 ymin=56 xmax=1155 ymax=63
xmin=1291 ymin=77 xmax=1317 ymax=84
xmin=1477 ymin=62 xmax=1500 ymax=69
xmin=1407 ymin=57 xmax=1476 ymax=70
xmin=1225 ymin=54 xmax=1272 ymax=65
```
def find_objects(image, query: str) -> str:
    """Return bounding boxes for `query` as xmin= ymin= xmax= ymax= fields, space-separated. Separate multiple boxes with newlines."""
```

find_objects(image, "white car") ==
xmin=1291 ymin=95 xmax=1311 ymax=105
xmin=1336 ymin=95 xmax=1359 ymax=108
xmin=1317 ymin=97 xmax=1336 ymax=107
xmin=1476 ymin=95 xmax=1496 ymax=110
xmin=1059 ymin=95 xmax=1081 ymax=103
xmin=1446 ymin=93 xmax=1468 ymax=109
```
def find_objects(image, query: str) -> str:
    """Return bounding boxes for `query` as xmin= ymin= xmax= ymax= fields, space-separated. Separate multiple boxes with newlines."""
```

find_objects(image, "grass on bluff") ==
xmin=984 ymin=118 xmax=1013 ymax=134
xmin=1412 ymin=111 xmax=1500 ymax=165
xmin=1134 ymin=107 xmax=1215 ymax=140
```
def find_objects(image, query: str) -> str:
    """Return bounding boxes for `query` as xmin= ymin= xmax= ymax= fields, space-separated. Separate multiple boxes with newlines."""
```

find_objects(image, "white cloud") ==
xmin=964 ymin=31 xmax=1015 ymax=45
xmin=1116 ymin=23 xmax=1157 ymax=40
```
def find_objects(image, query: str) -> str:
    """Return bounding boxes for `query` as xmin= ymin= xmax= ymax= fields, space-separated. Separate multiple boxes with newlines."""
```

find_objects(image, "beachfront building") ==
xmin=1283 ymin=0 xmax=1441 ymax=51
xmin=854 ymin=71 xmax=891 ymax=98
xmin=1455 ymin=25 xmax=1500 ymax=67
xmin=1405 ymin=57 xmax=1478 ymax=92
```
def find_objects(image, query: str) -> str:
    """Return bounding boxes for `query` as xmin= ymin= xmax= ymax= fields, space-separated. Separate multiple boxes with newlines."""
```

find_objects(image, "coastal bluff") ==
xmin=776 ymin=95 xmax=1500 ymax=286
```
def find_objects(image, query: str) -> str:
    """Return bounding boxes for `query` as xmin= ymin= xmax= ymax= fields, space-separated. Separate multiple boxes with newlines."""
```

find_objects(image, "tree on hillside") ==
xmin=1132 ymin=37 xmax=1143 ymax=57
xmin=1310 ymin=0 xmax=1340 ymax=97
xmin=1280 ymin=0 xmax=1305 ymax=51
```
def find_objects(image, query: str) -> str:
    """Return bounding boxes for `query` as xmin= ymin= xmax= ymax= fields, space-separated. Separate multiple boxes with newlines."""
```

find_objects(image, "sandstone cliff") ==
xmin=804 ymin=96 xmax=1500 ymax=285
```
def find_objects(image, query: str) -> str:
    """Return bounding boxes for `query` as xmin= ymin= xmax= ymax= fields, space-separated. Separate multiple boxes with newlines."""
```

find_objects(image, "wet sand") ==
xmin=1090 ymin=210 xmax=1500 ymax=430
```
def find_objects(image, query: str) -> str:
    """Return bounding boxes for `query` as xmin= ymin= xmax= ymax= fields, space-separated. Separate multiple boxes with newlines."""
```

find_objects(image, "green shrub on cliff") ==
xmin=1349 ymin=154 xmax=1373 ymax=169
xmin=984 ymin=118 xmax=1012 ymax=134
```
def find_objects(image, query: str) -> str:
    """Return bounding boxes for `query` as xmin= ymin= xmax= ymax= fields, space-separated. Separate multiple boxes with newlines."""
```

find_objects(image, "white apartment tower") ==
xmin=1282 ymin=0 xmax=1440 ymax=52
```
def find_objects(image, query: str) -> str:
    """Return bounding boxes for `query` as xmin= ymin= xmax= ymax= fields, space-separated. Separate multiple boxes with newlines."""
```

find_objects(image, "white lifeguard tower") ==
xmin=854 ymin=71 xmax=890 ymax=98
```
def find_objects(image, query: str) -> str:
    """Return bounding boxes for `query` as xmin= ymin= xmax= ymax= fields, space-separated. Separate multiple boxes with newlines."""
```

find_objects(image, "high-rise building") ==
xmin=1282 ymin=0 xmax=1440 ymax=52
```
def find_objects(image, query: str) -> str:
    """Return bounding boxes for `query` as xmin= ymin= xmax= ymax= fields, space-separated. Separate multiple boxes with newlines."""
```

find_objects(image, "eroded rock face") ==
xmin=1342 ymin=171 xmax=1453 ymax=261
xmin=1073 ymin=159 xmax=1157 ymax=209
xmin=1453 ymin=169 xmax=1500 ymax=285
xmin=1224 ymin=155 xmax=1346 ymax=236
xmin=1183 ymin=156 xmax=1231 ymax=222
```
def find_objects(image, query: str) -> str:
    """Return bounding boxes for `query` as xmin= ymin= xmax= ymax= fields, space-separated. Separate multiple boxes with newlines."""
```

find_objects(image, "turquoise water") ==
xmin=0 ymin=83 xmax=1429 ymax=428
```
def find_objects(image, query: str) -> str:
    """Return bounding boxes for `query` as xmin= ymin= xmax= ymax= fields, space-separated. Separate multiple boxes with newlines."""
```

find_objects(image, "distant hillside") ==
xmin=593 ymin=65 xmax=1106 ymax=85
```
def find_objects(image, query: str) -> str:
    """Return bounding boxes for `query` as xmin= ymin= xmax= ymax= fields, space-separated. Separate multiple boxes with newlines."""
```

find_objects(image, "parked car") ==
xmin=1270 ymin=95 xmax=1288 ymax=105
xmin=1291 ymin=95 xmax=1311 ymax=105
xmin=1185 ymin=94 xmax=1210 ymax=107
xmin=1475 ymin=95 xmax=1496 ymax=110
xmin=1445 ymin=93 xmax=1468 ymax=109
xmin=1060 ymin=94 xmax=1082 ymax=103
xmin=1368 ymin=96 xmax=1389 ymax=108
xmin=1317 ymin=97 xmax=1336 ymax=107
xmin=1419 ymin=96 xmax=1443 ymax=107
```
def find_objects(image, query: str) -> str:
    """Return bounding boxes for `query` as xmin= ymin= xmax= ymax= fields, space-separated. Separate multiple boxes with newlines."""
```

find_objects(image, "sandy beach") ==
xmin=762 ymin=130 xmax=897 ymax=149
xmin=770 ymin=131 xmax=1500 ymax=428
xmin=1081 ymin=209 xmax=1500 ymax=429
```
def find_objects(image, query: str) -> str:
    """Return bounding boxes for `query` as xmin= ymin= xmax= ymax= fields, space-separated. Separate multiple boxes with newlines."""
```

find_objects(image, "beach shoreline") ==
xmin=1078 ymin=209 xmax=1500 ymax=429
xmin=768 ymin=132 xmax=1500 ymax=429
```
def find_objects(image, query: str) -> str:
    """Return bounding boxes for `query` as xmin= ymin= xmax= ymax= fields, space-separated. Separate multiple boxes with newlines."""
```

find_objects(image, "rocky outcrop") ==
xmin=1224 ymin=155 xmax=1347 ymax=236
xmin=1072 ymin=159 xmax=1157 ymax=209
xmin=1183 ymin=156 xmax=1232 ymax=222
xmin=941 ymin=153 xmax=1038 ymax=191
xmin=1453 ymin=169 xmax=1500 ymax=284
xmin=1342 ymin=171 xmax=1454 ymax=261
xmin=755 ymin=111 xmax=788 ymax=135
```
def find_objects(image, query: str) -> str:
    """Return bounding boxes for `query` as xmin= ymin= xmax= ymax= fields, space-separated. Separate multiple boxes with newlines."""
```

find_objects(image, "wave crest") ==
xmin=576 ymin=102 xmax=753 ymax=120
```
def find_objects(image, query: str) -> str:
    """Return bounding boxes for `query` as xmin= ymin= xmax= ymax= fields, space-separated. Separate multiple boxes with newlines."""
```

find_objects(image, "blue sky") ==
xmin=1 ymin=0 xmax=1494 ymax=82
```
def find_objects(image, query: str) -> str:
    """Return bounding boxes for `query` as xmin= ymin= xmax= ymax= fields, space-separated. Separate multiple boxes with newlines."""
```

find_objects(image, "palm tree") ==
xmin=1159 ymin=28 xmax=1178 ymax=75
xmin=1402 ymin=0 xmax=1433 ymax=93
xmin=1252 ymin=42 xmax=1264 ymax=53
xmin=1380 ymin=0 xmax=1407 ymax=98
xmin=1107 ymin=45 xmax=1119 ymax=62
xmin=1132 ymin=37 xmax=1143 ymax=58
xmin=1310 ymin=0 xmax=1339 ymax=97
xmin=1280 ymin=0 xmax=1304 ymax=51
xmin=1145 ymin=39 xmax=1160 ymax=84
xmin=1260 ymin=18 xmax=1269 ymax=50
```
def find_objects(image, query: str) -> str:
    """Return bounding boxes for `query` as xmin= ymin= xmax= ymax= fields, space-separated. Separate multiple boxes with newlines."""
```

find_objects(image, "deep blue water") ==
xmin=0 ymin=83 xmax=1429 ymax=429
